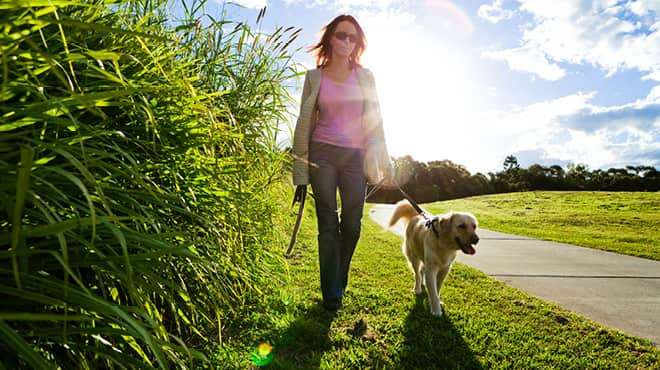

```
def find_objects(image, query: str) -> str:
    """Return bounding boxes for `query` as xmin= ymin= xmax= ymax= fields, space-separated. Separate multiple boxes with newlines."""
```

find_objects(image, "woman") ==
xmin=291 ymin=15 xmax=391 ymax=311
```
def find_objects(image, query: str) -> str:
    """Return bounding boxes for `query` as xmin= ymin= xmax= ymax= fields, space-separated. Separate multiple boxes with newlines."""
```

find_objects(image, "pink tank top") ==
xmin=311 ymin=68 xmax=365 ymax=149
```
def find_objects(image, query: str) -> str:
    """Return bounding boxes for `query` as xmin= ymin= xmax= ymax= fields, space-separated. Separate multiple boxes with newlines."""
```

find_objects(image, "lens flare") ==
xmin=250 ymin=342 xmax=274 ymax=366
xmin=257 ymin=342 xmax=272 ymax=356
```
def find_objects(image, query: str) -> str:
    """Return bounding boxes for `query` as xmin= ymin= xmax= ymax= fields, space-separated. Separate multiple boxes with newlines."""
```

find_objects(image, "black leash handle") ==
xmin=397 ymin=186 xmax=426 ymax=216
xmin=286 ymin=190 xmax=306 ymax=256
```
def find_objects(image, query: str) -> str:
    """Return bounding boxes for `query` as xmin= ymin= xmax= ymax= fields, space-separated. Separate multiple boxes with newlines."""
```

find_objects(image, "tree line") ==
xmin=368 ymin=155 xmax=660 ymax=203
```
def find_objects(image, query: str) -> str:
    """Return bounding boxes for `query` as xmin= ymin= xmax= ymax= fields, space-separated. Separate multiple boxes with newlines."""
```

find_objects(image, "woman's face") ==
xmin=330 ymin=20 xmax=358 ymax=60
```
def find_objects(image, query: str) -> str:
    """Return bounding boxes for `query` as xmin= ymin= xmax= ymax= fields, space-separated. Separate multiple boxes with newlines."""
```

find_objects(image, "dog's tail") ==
xmin=389 ymin=199 xmax=419 ymax=227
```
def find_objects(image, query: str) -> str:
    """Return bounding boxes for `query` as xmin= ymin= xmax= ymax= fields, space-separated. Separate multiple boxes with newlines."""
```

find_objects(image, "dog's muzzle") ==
xmin=456 ymin=235 xmax=478 ymax=255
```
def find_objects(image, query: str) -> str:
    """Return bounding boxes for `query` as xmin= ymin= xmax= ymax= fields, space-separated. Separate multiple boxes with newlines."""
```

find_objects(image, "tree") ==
xmin=501 ymin=155 xmax=524 ymax=191
xmin=503 ymin=155 xmax=520 ymax=172
xmin=566 ymin=163 xmax=590 ymax=189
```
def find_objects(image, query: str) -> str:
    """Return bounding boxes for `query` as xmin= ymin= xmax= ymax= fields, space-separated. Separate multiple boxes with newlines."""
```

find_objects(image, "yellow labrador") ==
xmin=389 ymin=200 xmax=479 ymax=316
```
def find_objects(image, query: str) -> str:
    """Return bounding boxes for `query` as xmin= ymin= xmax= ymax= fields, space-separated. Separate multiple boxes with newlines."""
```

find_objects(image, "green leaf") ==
xmin=11 ymin=146 xmax=33 ymax=289
xmin=0 ymin=313 xmax=93 ymax=321
xmin=0 ymin=117 xmax=39 ymax=132
xmin=0 ymin=320 xmax=55 ymax=370
xmin=33 ymin=156 xmax=56 ymax=166
xmin=0 ymin=0 xmax=82 ymax=8
xmin=86 ymin=50 xmax=122 ymax=61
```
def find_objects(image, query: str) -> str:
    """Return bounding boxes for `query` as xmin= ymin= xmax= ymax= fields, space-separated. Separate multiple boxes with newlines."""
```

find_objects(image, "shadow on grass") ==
xmin=270 ymin=301 xmax=336 ymax=369
xmin=398 ymin=295 xmax=483 ymax=369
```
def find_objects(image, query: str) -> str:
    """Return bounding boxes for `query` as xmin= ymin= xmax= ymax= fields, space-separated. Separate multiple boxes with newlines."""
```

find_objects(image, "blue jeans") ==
xmin=309 ymin=141 xmax=367 ymax=301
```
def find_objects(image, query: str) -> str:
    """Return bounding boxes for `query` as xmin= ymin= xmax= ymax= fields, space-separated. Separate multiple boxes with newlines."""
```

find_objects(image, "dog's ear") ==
xmin=439 ymin=213 xmax=454 ymax=232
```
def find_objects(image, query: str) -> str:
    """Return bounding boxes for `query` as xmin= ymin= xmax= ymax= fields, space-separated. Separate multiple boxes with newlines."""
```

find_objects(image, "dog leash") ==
xmin=368 ymin=175 xmax=428 ymax=218
xmin=286 ymin=187 xmax=308 ymax=256
xmin=396 ymin=183 xmax=440 ymax=237
xmin=287 ymin=172 xmax=439 ymax=256
xmin=368 ymin=176 xmax=441 ymax=237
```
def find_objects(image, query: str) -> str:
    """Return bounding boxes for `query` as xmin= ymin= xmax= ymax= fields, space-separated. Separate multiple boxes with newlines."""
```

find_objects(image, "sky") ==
xmin=176 ymin=0 xmax=659 ymax=175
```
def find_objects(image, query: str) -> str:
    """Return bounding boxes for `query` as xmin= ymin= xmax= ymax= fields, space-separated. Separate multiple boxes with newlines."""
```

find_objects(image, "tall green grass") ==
xmin=0 ymin=0 xmax=299 ymax=367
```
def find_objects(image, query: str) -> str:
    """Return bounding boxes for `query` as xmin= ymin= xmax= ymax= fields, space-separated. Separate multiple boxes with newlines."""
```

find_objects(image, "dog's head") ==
xmin=440 ymin=212 xmax=479 ymax=255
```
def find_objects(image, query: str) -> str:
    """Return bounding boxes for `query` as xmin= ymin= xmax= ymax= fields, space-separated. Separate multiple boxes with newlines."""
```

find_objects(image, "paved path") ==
xmin=368 ymin=204 xmax=660 ymax=346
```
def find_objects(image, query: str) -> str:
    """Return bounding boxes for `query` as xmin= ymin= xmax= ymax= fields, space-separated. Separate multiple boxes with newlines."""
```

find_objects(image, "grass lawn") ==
xmin=214 ymin=192 xmax=660 ymax=369
xmin=425 ymin=191 xmax=660 ymax=261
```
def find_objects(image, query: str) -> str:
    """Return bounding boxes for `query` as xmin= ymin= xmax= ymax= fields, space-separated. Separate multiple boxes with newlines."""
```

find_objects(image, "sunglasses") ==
xmin=334 ymin=31 xmax=358 ymax=43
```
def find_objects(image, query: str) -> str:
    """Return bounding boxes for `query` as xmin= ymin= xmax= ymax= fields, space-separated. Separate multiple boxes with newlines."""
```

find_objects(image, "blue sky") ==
xmin=175 ymin=0 xmax=659 ymax=175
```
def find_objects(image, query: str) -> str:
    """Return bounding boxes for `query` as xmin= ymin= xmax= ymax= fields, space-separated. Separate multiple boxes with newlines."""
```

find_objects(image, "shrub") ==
xmin=0 ymin=0 xmax=299 ymax=367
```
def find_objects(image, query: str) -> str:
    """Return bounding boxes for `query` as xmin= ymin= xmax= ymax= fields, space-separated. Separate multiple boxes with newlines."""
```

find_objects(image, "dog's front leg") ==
xmin=435 ymin=265 xmax=451 ymax=306
xmin=424 ymin=266 xmax=442 ymax=316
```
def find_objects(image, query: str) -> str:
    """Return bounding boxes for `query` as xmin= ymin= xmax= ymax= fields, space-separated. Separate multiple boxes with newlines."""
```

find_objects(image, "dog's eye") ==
xmin=458 ymin=224 xmax=466 ymax=229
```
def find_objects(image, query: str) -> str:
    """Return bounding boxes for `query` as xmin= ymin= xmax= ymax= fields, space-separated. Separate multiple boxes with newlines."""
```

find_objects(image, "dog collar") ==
xmin=425 ymin=217 xmax=440 ymax=237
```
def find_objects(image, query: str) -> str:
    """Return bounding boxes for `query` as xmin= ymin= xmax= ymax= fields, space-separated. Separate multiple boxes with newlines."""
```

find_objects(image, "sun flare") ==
xmin=360 ymin=21 xmax=485 ymax=167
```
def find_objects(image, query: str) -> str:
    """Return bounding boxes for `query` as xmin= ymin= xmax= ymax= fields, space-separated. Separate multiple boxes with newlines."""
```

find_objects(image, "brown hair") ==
xmin=307 ymin=15 xmax=367 ymax=69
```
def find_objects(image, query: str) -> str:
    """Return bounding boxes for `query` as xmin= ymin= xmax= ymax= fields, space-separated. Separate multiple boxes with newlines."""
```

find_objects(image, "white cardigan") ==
xmin=291 ymin=67 xmax=390 ymax=185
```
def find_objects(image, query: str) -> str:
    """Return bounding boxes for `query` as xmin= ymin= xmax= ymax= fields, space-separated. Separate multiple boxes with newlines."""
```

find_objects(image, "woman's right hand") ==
xmin=381 ymin=163 xmax=398 ymax=189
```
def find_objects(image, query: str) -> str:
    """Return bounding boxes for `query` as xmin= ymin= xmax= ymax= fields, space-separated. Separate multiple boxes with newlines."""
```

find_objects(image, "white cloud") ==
xmin=484 ymin=0 xmax=660 ymax=81
xmin=335 ymin=0 xmax=399 ymax=11
xmin=478 ymin=0 xmax=515 ymax=23
xmin=230 ymin=0 xmax=267 ymax=9
xmin=642 ymin=68 xmax=660 ymax=82
xmin=628 ymin=0 xmax=660 ymax=16
xmin=559 ymin=100 xmax=660 ymax=132
xmin=648 ymin=85 xmax=660 ymax=101
xmin=283 ymin=0 xmax=401 ymax=11
xmin=353 ymin=8 xmax=416 ymax=41
xmin=550 ymin=129 xmax=620 ymax=168
xmin=481 ymin=46 xmax=566 ymax=81
xmin=469 ymin=89 xmax=660 ymax=172
xmin=557 ymin=83 xmax=660 ymax=132
xmin=350 ymin=4 xmax=658 ymax=173
xmin=473 ymin=1 xmax=659 ymax=169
